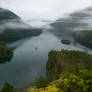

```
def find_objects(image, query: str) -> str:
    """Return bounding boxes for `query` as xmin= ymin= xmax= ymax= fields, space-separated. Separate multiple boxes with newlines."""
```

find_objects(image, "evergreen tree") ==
xmin=1 ymin=82 xmax=16 ymax=92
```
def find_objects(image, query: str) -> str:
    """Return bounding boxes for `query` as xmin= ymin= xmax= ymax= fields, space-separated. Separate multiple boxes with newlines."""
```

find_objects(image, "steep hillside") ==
xmin=50 ymin=7 xmax=92 ymax=48
xmin=0 ymin=8 xmax=20 ymax=21
xmin=25 ymin=50 xmax=92 ymax=92
xmin=26 ymin=70 xmax=92 ymax=92
xmin=46 ymin=50 xmax=92 ymax=81
xmin=0 ymin=8 xmax=42 ymax=43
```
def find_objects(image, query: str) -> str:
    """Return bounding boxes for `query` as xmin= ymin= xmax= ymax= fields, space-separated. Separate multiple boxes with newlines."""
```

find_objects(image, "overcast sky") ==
xmin=0 ymin=0 xmax=92 ymax=21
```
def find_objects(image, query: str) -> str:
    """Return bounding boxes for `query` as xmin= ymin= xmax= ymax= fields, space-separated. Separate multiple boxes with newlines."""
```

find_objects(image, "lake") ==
xmin=0 ymin=27 xmax=92 ymax=88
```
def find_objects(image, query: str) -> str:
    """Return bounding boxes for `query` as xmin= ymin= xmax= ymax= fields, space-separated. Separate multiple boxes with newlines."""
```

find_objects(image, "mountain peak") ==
xmin=0 ymin=8 xmax=20 ymax=21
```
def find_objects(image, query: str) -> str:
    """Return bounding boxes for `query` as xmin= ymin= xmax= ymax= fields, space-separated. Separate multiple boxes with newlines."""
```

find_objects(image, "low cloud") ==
xmin=0 ymin=0 xmax=92 ymax=24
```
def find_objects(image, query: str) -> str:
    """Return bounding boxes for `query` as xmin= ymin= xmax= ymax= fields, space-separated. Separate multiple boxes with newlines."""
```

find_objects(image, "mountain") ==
xmin=0 ymin=8 xmax=42 ymax=43
xmin=0 ymin=8 xmax=20 ymax=21
xmin=50 ymin=7 xmax=92 ymax=48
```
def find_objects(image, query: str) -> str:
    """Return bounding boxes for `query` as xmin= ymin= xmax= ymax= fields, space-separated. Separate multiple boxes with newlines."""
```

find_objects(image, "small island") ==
xmin=61 ymin=40 xmax=71 ymax=45
xmin=0 ymin=42 xmax=13 ymax=63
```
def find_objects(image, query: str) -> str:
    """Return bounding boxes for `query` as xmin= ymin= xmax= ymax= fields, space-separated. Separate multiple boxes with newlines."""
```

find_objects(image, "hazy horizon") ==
xmin=0 ymin=0 xmax=92 ymax=27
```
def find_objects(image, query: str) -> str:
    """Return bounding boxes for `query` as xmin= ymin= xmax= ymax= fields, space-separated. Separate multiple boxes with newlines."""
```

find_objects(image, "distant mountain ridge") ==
xmin=51 ymin=6 xmax=92 ymax=30
xmin=0 ymin=8 xmax=42 ymax=44
xmin=50 ymin=6 xmax=92 ymax=48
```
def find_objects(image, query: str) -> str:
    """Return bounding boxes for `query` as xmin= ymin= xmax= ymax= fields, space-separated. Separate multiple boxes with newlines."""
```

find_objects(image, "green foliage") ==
xmin=46 ymin=50 xmax=92 ymax=81
xmin=46 ymin=50 xmax=62 ymax=80
xmin=1 ymin=82 xmax=16 ymax=92
xmin=0 ymin=28 xmax=42 ymax=43
xmin=26 ymin=69 xmax=92 ymax=92
xmin=57 ymin=69 xmax=92 ymax=92
xmin=35 ymin=77 xmax=47 ymax=88
xmin=1 ymin=82 xmax=23 ymax=92
xmin=61 ymin=40 xmax=71 ymax=45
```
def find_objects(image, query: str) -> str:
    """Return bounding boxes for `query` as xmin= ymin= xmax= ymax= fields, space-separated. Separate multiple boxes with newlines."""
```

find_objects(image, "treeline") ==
xmin=46 ymin=50 xmax=92 ymax=81
xmin=0 ymin=82 xmax=23 ymax=92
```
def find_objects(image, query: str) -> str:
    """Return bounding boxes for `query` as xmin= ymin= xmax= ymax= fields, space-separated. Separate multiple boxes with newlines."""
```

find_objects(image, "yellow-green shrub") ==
xmin=57 ymin=70 xmax=92 ymax=92
xmin=27 ymin=84 xmax=59 ymax=92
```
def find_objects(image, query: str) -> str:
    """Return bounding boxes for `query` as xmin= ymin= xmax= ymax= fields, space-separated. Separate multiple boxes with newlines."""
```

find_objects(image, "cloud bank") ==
xmin=0 ymin=0 xmax=92 ymax=23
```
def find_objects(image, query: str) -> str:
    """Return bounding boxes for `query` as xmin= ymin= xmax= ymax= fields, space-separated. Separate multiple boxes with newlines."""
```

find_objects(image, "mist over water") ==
xmin=0 ymin=0 xmax=92 ymax=27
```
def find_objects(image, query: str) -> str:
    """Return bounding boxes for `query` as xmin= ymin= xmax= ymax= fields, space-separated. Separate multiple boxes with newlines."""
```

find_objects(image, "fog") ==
xmin=0 ymin=0 xmax=92 ymax=26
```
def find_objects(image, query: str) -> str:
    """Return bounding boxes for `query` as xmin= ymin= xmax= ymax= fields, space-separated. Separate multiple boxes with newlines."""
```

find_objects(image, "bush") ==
xmin=57 ymin=70 xmax=92 ymax=92
xmin=1 ymin=82 xmax=16 ymax=92
xmin=35 ymin=77 xmax=47 ymax=88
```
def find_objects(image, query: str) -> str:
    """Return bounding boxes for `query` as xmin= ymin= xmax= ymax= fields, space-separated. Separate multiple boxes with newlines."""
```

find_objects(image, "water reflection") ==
xmin=0 ymin=31 xmax=62 ymax=87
